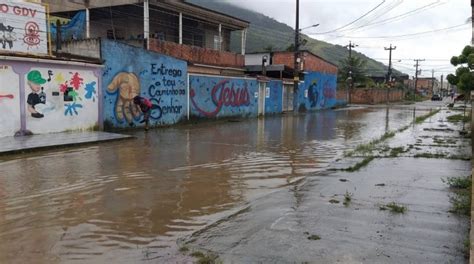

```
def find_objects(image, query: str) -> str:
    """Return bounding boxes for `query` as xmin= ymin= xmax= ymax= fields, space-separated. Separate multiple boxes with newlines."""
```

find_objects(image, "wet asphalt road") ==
xmin=0 ymin=100 xmax=466 ymax=263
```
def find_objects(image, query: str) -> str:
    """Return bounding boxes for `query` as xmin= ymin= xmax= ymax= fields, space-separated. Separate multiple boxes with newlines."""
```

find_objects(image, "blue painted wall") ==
xmin=265 ymin=80 xmax=283 ymax=114
xmin=296 ymin=72 xmax=338 ymax=111
xmin=101 ymin=40 xmax=188 ymax=128
xmin=189 ymin=75 xmax=258 ymax=119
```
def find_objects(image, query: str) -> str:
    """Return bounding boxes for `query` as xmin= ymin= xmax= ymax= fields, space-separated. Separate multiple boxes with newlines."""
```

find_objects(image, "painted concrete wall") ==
xmin=25 ymin=67 xmax=99 ymax=134
xmin=0 ymin=59 xmax=101 ymax=137
xmin=296 ymin=72 xmax=338 ymax=111
xmin=0 ymin=65 xmax=21 ymax=137
xmin=265 ymin=80 xmax=283 ymax=114
xmin=101 ymin=40 xmax=188 ymax=128
xmin=189 ymin=75 xmax=258 ymax=119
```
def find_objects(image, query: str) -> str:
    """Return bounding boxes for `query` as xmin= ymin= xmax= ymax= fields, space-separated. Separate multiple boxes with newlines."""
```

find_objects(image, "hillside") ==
xmin=187 ymin=0 xmax=401 ymax=78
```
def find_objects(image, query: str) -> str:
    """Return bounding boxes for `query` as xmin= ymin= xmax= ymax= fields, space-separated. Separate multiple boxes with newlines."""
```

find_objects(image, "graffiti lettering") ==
xmin=13 ymin=6 xmax=37 ymax=17
xmin=190 ymin=79 xmax=250 ymax=117
xmin=150 ymin=63 xmax=182 ymax=77
xmin=149 ymin=83 xmax=185 ymax=97
xmin=149 ymin=98 xmax=183 ymax=120
xmin=0 ymin=4 xmax=8 ymax=13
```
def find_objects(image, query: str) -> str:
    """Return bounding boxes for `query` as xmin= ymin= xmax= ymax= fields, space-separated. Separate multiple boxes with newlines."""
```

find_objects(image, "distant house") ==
xmin=367 ymin=73 xmax=409 ymax=85
xmin=245 ymin=50 xmax=338 ymax=79
xmin=44 ymin=0 xmax=250 ymax=75
xmin=245 ymin=50 xmax=340 ymax=112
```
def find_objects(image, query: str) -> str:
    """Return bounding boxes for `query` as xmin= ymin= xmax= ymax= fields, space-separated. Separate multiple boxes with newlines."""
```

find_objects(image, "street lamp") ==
xmin=299 ymin=24 xmax=320 ymax=32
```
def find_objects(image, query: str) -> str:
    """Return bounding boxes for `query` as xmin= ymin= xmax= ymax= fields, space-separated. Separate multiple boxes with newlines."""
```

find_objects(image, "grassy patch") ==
xmin=444 ymin=176 xmax=472 ymax=216
xmin=341 ymin=156 xmax=375 ymax=172
xmin=389 ymin=147 xmax=406 ymax=157
xmin=449 ymin=191 xmax=471 ymax=216
xmin=464 ymin=238 xmax=470 ymax=259
xmin=379 ymin=202 xmax=407 ymax=214
xmin=442 ymin=176 xmax=472 ymax=189
xmin=397 ymin=125 xmax=411 ymax=133
xmin=343 ymin=191 xmax=353 ymax=206
xmin=179 ymin=246 xmax=189 ymax=253
xmin=380 ymin=131 xmax=396 ymax=141
xmin=415 ymin=109 xmax=440 ymax=124
xmin=191 ymin=251 xmax=221 ymax=264
xmin=414 ymin=153 xmax=471 ymax=160
xmin=447 ymin=114 xmax=470 ymax=123
xmin=414 ymin=153 xmax=448 ymax=159
xmin=307 ymin=234 xmax=321 ymax=240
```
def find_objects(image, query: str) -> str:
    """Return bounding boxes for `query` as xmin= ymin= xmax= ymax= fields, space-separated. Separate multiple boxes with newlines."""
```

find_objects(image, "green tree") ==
xmin=447 ymin=45 xmax=474 ymax=93
xmin=338 ymin=56 xmax=368 ymax=85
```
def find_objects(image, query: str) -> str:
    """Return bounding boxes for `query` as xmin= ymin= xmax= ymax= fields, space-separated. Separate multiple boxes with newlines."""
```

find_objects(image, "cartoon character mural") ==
xmin=107 ymin=72 xmax=141 ymax=125
xmin=25 ymin=68 xmax=99 ymax=134
xmin=301 ymin=72 xmax=337 ymax=110
xmin=26 ymin=70 xmax=53 ymax=118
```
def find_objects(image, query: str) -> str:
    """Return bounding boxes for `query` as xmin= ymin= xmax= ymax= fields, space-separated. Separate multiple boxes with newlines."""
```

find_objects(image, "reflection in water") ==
xmin=0 ymin=107 xmax=426 ymax=263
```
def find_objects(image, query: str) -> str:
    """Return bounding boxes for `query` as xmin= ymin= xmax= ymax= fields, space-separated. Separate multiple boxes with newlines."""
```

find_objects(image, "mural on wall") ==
xmin=0 ymin=1 xmax=48 ymax=54
xmin=25 ymin=68 xmax=99 ymax=134
xmin=299 ymin=72 xmax=337 ymax=111
xmin=189 ymin=75 xmax=258 ymax=118
xmin=101 ymin=40 xmax=187 ymax=128
xmin=107 ymin=72 xmax=141 ymax=124
xmin=0 ymin=64 xmax=20 ymax=137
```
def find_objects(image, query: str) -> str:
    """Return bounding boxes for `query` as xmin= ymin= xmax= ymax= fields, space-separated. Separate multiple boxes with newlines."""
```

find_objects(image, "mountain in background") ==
xmin=187 ymin=0 xmax=403 ymax=79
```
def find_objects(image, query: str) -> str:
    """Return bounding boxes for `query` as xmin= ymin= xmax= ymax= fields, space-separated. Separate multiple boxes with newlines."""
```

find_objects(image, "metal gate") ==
xmin=282 ymin=84 xmax=294 ymax=112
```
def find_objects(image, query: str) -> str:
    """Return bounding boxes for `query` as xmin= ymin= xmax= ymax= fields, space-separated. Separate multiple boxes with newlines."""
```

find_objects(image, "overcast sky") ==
xmin=228 ymin=0 xmax=471 ymax=79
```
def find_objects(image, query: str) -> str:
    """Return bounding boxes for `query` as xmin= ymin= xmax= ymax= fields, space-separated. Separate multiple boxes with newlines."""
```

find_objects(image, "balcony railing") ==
xmin=149 ymin=39 xmax=244 ymax=68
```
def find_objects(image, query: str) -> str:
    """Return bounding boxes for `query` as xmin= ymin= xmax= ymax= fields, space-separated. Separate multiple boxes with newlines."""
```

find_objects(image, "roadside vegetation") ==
xmin=339 ymin=109 xmax=443 ymax=172
xmin=443 ymin=175 xmax=472 ymax=259
xmin=447 ymin=114 xmax=470 ymax=123
xmin=443 ymin=176 xmax=472 ymax=216
xmin=379 ymin=202 xmax=407 ymax=214
xmin=190 ymin=251 xmax=221 ymax=264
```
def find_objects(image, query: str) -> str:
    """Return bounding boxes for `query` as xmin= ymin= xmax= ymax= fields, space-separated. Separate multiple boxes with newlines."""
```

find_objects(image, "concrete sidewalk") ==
xmin=0 ymin=131 xmax=133 ymax=155
xmin=184 ymin=108 xmax=472 ymax=263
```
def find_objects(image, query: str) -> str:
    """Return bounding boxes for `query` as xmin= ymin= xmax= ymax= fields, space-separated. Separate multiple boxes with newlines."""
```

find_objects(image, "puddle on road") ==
xmin=0 ymin=106 xmax=432 ymax=263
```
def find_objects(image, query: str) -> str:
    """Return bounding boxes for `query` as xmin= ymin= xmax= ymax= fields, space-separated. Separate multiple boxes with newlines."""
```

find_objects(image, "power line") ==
xmin=339 ymin=1 xmax=444 ymax=34
xmin=312 ymin=0 xmax=386 ymax=35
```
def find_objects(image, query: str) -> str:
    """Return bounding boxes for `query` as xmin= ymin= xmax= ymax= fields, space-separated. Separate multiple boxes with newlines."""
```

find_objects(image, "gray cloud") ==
xmin=227 ymin=0 xmax=471 ymax=78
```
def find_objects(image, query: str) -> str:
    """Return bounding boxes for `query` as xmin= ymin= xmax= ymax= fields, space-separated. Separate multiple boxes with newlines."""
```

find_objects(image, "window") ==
xmin=213 ymin=35 xmax=221 ymax=50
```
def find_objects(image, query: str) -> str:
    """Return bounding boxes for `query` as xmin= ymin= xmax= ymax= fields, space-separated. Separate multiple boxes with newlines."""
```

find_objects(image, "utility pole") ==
xmin=431 ymin=69 xmax=435 ymax=96
xmin=293 ymin=0 xmax=300 ymax=97
xmin=413 ymin=59 xmax=424 ymax=101
xmin=346 ymin=41 xmax=357 ymax=104
xmin=471 ymin=0 xmax=474 ymax=45
xmin=440 ymin=74 xmax=444 ymax=96
xmin=384 ymin=44 xmax=396 ymax=103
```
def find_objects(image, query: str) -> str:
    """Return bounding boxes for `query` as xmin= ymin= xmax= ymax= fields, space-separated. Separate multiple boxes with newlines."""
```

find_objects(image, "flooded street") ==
xmin=0 ymin=103 xmax=449 ymax=263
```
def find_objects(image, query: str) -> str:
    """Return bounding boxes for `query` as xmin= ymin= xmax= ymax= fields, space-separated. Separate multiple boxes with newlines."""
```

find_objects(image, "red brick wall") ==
xmin=338 ymin=88 xmax=404 ymax=104
xmin=272 ymin=51 xmax=338 ymax=74
xmin=149 ymin=39 xmax=244 ymax=68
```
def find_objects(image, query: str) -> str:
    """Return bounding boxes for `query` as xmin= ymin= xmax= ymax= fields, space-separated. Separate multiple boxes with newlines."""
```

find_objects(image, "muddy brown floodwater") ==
xmin=0 ymin=105 xmax=435 ymax=263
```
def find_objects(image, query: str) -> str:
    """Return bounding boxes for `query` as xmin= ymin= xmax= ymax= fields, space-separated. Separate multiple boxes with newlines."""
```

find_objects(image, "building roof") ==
xmin=247 ymin=50 xmax=338 ymax=68
xmin=44 ymin=0 xmax=249 ymax=30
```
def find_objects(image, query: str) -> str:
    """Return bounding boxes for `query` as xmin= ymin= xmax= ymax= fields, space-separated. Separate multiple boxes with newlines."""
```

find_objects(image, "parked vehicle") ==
xmin=431 ymin=94 xmax=442 ymax=101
